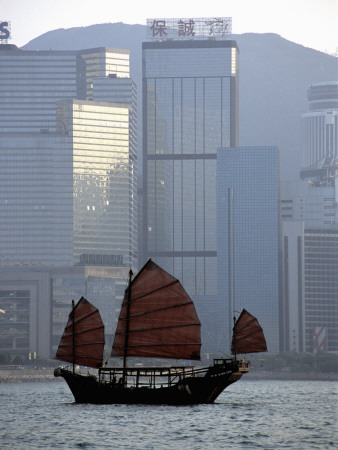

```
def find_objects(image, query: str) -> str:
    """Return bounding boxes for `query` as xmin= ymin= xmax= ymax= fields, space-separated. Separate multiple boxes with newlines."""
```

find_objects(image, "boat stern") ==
xmin=238 ymin=359 xmax=250 ymax=373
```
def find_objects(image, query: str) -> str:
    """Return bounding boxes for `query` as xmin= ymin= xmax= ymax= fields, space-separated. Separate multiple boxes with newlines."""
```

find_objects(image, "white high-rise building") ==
xmin=301 ymin=81 xmax=338 ymax=170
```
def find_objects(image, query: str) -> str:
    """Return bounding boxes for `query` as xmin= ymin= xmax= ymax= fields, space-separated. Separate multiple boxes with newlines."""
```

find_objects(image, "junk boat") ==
xmin=54 ymin=259 xmax=267 ymax=404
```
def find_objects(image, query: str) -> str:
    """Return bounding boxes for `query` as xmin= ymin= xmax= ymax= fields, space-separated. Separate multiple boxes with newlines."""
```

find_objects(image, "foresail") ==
xmin=231 ymin=309 xmax=267 ymax=355
xmin=56 ymin=296 xmax=105 ymax=368
xmin=111 ymin=260 xmax=201 ymax=361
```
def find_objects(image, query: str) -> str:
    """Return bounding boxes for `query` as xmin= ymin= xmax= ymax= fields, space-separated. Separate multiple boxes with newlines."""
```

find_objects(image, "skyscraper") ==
xmin=0 ymin=46 xmax=130 ymax=135
xmin=0 ymin=44 xmax=137 ymax=357
xmin=142 ymin=21 xmax=238 ymax=351
xmin=280 ymin=80 xmax=338 ymax=353
xmin=301 ymin=81 xmax=338 ymax=169
xmin=0 ymin=45 xmax=137 ymax=269
xmin=280 ymin=218 xmax=338 ymax=353
xmin=217 ymin=146 xmax=280 ymax=354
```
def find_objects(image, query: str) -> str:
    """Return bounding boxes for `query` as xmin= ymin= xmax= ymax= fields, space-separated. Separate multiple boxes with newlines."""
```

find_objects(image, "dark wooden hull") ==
xmin=54 ymin=363 xmax=245 ymax=405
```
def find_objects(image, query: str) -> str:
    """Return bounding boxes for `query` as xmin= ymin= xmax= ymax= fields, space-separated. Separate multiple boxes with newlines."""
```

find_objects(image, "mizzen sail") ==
xmin=111 ymin=260 xmax=201 ymax=360
xmin=56 ymin=296 xmax=105 ymax=368
xmin=231 ymin=309 xmax=267 ymax=355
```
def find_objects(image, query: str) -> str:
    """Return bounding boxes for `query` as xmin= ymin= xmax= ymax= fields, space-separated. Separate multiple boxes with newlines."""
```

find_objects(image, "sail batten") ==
xmin=125 ymin=279 xmax=180 ymax=304
xmin=231 ymin=309 xmax=267 ymax=355
xmin=58 ymin=342 xmax=105 ymax=347
xmin=111 ymin=260 xmax=201 ymax=361
xmin=115 ymin=322 xmax=201 ymax=334
xmin=118 ymin=300 xmax=194 ymax=320
xmin=62 ymin=325 xmax=105 ymax=336
xmin=56 ymin=296 xmax=105 ymax=368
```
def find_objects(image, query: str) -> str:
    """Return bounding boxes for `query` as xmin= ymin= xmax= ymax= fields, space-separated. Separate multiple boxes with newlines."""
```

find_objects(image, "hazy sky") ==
xmin=2 ymin=0 xmax=338 ymax=54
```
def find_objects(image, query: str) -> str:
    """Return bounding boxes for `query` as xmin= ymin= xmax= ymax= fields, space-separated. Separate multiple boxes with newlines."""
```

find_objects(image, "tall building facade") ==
xmin=0 ymin=44 xmax=137 ymax=269
xmin=280 ymin=80 xmax=338 ymax=354
xmin=0 ymin=44 xmax=137 ymax=358
xmin=56 ymin=99 xmax=137 ymax=269
xmin=280 ymin=182 xmax=338 ymax=353
xmin=217 ymin=146 xmax=280 ymax=354
xmin=0 ymin=46 xmax=130 ymax=134
xmin=303 ymin=229 xmax=338 ymax=353
xmin=280 ymin=221 xmax=305 ymax=353
xmin=142 ymin=32 xmax=239 ymax=351
xmin=0 ymin=132 xmax=73 ymax=267
xmin=301 ymin=81 xmax=338 ymax=169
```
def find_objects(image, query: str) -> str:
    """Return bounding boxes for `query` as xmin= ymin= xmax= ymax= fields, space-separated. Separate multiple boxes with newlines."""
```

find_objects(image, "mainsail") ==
xmin=111 ymin=259 xmax=201 ymax=360
xmin=56 ymin=297 xmax=105 ymax=368
xmin=231 ymin=309 xmax=267 ymax=355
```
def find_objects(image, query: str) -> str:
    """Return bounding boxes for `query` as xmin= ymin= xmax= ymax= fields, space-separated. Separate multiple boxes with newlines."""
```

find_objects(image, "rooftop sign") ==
xmin=0 ymin=21 xmax=11 ymax=43
xmin=146 ymin=17 xmax=232 ymax=41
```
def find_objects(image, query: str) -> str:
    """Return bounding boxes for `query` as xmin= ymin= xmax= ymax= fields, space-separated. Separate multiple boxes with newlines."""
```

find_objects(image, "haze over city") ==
xmin=4 ymin=0 xmax=338 ymax=54
xmin=0 ymin=2 xmax=337 ymax=448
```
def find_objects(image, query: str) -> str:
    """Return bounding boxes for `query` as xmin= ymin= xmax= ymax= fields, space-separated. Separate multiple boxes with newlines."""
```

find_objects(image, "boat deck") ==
xmin=98 ymin=359 xmax=239 ymax=388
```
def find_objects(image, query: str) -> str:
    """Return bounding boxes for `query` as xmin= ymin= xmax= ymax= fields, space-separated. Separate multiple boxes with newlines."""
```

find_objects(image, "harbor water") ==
xmin=0 ymin=379 xmax=337 ymax=449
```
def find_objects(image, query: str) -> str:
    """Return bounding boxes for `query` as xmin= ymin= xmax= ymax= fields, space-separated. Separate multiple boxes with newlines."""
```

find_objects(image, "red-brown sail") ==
xmin=111 ymin=260 xmax=201 ymax=360
xmin=56 ymin=297 xmax=105 ymax=368
xmin=231 ymin=309 xmax=267 ymax=355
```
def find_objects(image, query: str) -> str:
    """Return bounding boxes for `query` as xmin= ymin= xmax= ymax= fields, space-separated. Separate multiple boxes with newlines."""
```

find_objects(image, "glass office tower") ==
xmin=0 ymin=45 xmax=135 ymax=268
xmin=217 ymin=146 xmax=280 ymax=354
xmin=0 ymin=45 xmax=137 ymax=357
xmin=142 ymin=40 xmax=239 ymax=299
xmin=56 ymin=99 xmax=137 ymax=268
xmin=0 ymin=46 xmax=130 ymax=134
xmin=0 ymin=133 xmax=73 ymax=267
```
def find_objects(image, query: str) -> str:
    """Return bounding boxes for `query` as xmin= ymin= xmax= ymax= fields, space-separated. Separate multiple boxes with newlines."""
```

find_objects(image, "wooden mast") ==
xmin=72 ymin=299 xmax=75 ymax=374
xmin=123 ymin=269 xmax=133 ymax=384
xmin=233 ymin=315 xmax=237 ymax=361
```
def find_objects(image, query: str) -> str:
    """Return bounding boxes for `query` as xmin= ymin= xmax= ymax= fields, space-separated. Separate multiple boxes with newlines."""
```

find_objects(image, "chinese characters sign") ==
xmin=147 ymin=18 xmax=232 ymax=41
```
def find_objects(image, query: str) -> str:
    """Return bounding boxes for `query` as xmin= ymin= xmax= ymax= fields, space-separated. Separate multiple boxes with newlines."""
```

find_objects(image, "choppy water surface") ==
xmin=0 ymin=379 xmax=337 ymax=449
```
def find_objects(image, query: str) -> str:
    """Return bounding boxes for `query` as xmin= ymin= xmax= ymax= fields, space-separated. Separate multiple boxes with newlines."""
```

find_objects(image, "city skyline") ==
xmin=0 ymin=45 xmax=138 ymax=357
xmin=0 ymin=18 xmax=336 ymax=357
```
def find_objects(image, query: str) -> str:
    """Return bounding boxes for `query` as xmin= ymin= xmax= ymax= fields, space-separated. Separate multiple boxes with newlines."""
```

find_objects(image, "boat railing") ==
xmin=98 ymin=366 xmax=209 ymax=388
xmin=97 ymin=360 xmax=239 ymax=388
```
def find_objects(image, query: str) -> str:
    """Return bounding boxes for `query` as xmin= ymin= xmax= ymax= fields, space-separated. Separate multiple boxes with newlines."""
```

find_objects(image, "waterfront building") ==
xmin=280 ymin=80 xmax=338 ymax=353
xmin=0 ymin=270 xmax=52 ymax=358
xmin=280 ymin=221 xmax=305 ymax=353
xmin=280 ymin=181 xmax=338 ymax=353
xmin=0 ymin=44 xmax=137 ymax=358
xmin=142 ymin=18 xmax=238 ymax=351
xmin=217 ymin=146 xmax=280 ymax=354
